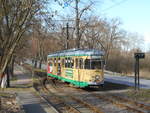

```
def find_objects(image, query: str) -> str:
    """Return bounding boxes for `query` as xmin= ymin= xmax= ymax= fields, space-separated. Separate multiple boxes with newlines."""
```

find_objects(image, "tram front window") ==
xmin=85 ymin=59 xmax=102 ymax=69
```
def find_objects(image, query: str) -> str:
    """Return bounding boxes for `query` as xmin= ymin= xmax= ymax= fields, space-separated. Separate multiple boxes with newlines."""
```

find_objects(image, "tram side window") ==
xmin=62 ymin=59 xmax=65 ymax=67
xmin=79 ymin=58 xmax=83 ymax=69
xmin=68 ymin=57 xmax=71 ymax=68
xmin=75 ymin=58 xmax=79 ymax=69
xmin=65 ymin=57 xmax=73 ymax=68
xmin=58 ymin=58 xmax=61 ymax=68
xmin=65 ymin=58 xmax=68 ymax=68
xmin=84 ymin=59 xmax=91 ymax=69
xmin=71 ymin=59 xmax=74 ymax=68
xmin=48 ymin=58 xmax=53 ymax=66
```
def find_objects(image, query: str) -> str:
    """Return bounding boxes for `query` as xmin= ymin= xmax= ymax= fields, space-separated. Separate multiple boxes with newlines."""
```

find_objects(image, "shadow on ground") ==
xmin=82 ymin=81 xmax=131 ymax=92
xmin=10 ymin=85 xmax=32 ymax=88
xmin=23 ymin=103 xmax=47 ymax=113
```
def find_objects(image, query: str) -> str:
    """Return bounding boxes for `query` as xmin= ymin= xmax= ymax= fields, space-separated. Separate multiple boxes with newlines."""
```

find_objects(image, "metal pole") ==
xmin=137 ymin=59 xmax=140 ymax=90
xmin=134 ymin=58 xmax=137 ymax=90
xmin=75 ymin=0 xmax=80 ymax=48
xmin=32 ymin=66 xmax=34 ymax=85
xmin=66 ymin=23 xmax=69 ymax=49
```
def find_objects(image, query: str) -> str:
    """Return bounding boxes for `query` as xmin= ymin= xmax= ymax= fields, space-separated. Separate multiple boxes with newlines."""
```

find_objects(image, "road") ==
xmin=105 ymin=74 xmax=150 ymax=89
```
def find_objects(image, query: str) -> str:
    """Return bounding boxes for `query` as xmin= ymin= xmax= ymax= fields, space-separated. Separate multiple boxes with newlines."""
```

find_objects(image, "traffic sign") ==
xmin=134 ymin=53 xmax=145 ymax=59
xmin=134 ymin=52 xmax=145 ymax=90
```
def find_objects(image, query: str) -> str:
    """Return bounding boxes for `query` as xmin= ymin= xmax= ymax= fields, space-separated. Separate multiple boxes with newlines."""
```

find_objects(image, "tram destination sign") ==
xmin=134 ymin=53 xmax=145 ymax=59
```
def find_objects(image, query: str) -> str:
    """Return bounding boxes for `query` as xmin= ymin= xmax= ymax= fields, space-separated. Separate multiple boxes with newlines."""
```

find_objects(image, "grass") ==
xmin=11 ymin=76 xmax=17 ymax=81
xmin=0 ymin=87 xmax=33 ymax=92
xmin=125 ymin=88 xmax=150 ymax=103
xmin=0 ymin=92 xmax=14 ymax=97
xmin=23 ymin=63 xmax=46 ymax=74
xmin=32 ymin=77 xmax=39 ymax=83
xmin=140 ymin=69 xmax=150 ymax=80
xmin=34 ymin=68 xmax=46 ymax=73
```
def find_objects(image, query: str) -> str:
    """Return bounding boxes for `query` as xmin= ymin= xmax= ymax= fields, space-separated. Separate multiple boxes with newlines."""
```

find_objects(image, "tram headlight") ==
xmin=95 ymin=75 xmax=100 ymax=80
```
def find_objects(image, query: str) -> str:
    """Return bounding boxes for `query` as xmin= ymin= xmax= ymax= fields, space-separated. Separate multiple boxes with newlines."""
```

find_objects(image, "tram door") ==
xmin=57 ymin=58 xmax=61 ymax=75
xmin=47 ymin=59 xmax=53 ymax=73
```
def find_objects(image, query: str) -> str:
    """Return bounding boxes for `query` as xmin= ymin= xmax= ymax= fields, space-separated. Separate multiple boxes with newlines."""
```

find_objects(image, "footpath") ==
xmin=10 ymin=65 xmax=57 ymax=113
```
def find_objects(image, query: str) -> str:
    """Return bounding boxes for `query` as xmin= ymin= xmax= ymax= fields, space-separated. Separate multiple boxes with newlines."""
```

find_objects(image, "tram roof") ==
xmin=48 ymin=48 xmax=104 ymax=57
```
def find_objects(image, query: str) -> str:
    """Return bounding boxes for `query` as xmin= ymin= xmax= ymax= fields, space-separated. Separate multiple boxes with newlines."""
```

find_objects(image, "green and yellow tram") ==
xmin=47 ymin=49 xmax=105 ymax=87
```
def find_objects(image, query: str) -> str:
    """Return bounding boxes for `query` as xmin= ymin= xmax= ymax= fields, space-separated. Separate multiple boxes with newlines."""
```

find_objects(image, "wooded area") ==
xmin=0 ymin=0 xmax=150 ymax=88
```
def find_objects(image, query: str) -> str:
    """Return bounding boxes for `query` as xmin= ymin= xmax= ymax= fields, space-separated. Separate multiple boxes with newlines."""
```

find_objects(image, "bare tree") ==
xmin=81 ymin=17 xmax=123 ymax=63
xmin=54 ymin=0 xmax=94 ymax=48
xmin=0 ymin=0 xmax=46 ymax=88
xmin=97 ymin=18 xmax=123 ymax=62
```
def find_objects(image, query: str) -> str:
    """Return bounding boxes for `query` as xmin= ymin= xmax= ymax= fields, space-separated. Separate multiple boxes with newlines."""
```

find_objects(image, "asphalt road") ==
xmin=105 ymin=74 xmax=150 ymax=89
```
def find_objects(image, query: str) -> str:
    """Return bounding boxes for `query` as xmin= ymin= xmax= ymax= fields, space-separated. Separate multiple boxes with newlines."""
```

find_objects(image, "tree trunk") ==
xmin=9 ymin=56 xmax=15 ymax=77
xmin=6 ymin=67 xmax=10 ymax=88
xmin=34 ymin=59 xmax=37 ymax=68
xmin=75 ymin=0 xmax=80 ymax=48
xmin=0 ymin=42 xmax=18 ymax=88
xmin=1 ymin=73 xmax=7 ymax=88
xmin=39 ymin=59 xmax=42 ymax=69
xmin=11 ymin=57 xmax=15 ymax=76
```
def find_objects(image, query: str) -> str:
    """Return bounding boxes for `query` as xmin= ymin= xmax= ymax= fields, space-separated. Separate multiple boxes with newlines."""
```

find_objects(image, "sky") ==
xmin=97 ymin=0 xmax=150 ymax=51
xmin=50 ymin=0 xmax=150 ymax=51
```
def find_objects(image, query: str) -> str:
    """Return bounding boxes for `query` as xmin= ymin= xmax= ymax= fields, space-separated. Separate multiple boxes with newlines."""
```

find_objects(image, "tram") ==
xmin=47 ymin=49 xmax=105 ymax=87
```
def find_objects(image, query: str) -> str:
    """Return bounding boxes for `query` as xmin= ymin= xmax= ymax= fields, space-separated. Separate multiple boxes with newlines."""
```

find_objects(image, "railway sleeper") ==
xmin=46 ymin=79 xmax=104 ymax=113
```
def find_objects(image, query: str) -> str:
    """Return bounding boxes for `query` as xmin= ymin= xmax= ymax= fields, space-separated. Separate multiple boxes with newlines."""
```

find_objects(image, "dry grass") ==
xmin=140 ymin=69 xmax=150 ymax=79
xmin=0 ymin=92 xmax=22 ymax=113
xmin=125 ymin=89 xmax=150 ymax=104
xmin=0 ymin=92 xmax=14 ymax=97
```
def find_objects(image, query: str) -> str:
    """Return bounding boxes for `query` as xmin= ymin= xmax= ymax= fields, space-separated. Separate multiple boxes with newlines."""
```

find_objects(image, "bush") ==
xmin=106 ymin=50 xmax=134 ymax=74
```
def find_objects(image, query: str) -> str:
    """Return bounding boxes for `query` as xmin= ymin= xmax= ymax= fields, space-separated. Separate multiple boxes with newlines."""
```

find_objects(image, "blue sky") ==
xmin=50 ymin=0 xmax=150 ymax=51
xmin=97 ymin=0 xmax=150 ymax=51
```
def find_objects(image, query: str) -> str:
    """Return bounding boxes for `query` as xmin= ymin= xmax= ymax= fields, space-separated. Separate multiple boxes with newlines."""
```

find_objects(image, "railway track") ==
xmin=23 ymin=65 xmax=85 ymax=112
xmin=107 ymin=94 xmax=150 ymax=112
xmin=46 ymin=78 xmax=150 ymax=113
xmin=33 ymin=77 xmax=82 ymax=113
xmin=29 ymin=65 xmax=149 ymax=113
xmin=75 ymin=87 xmax=150 ymax=113
xmin=33 ymin=83 xmax=60 ymax=113
xmin=46 ymin=78 xmax=104 ymax=113
xmin=93 ymin=93 xmax=149 ymax=113
xmin=23 ymin=64 xmax=150 ymax=113
xmin=23 ymin=65 xmax=81 ymax=113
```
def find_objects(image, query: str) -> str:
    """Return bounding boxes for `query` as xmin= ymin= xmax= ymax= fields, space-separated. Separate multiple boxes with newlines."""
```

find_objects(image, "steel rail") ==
xmin=49 ymin=78 xmax=104 ymax=113
xmin=37 ymin=77 xmax=81 ymax=113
